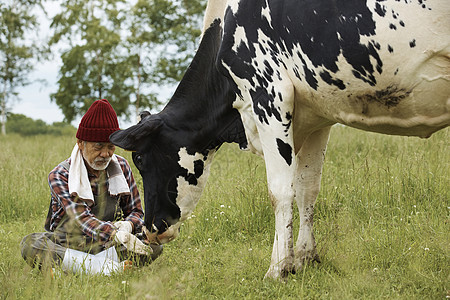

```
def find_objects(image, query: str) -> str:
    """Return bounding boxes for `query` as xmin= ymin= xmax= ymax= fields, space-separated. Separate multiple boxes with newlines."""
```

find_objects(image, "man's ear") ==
xmin=77 ymin=139 xmax=84 ymax=151
xmin=110 ymin=115 xmax=163 ymax=151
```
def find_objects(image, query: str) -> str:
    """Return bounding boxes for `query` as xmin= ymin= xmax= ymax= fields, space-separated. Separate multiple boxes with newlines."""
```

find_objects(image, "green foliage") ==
xmin=0 ymin=126 xmax=448 ymax=298
xmin=50 ymin=0 xmax=207 ymax=123
xmin=6 ymin=113 xmax=76 ymax=136
xmin=0 ymin=0 xmax=47 ymax=135
xmin=49 ymin=0 xmax=131 ymax=123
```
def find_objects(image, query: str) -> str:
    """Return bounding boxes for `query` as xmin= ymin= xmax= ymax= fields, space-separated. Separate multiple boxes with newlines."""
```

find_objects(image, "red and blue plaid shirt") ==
xmin=45 ymin=155 xmax=144 ymax=242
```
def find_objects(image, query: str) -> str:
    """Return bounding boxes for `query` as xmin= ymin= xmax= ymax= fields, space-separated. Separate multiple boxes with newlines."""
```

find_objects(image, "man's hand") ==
xmin=113 ymin=231 xmax=153 ymax=255
xmin=113 ymin=220 xmax=133 ymax=233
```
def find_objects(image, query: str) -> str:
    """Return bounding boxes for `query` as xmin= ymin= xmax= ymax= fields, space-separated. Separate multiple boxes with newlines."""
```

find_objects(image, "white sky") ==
xmin=13 ymin=59 xmax=70 ymax=123
xmin=12 ymin=2 xmax=70 ymax=124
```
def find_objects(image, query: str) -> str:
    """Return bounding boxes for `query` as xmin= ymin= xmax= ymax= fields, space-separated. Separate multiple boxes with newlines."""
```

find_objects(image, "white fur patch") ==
xmin=175 ymin=148 xmax=216 ymax=221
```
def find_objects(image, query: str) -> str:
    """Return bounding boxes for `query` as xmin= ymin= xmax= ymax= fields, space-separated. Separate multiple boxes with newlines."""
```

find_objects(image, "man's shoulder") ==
xmin=48 ymin=158 xmax=70 ymax=181
xmin=114 ymin=154 xmax=129 ymax=164
xmin=114 ymin=154 xmax=132 ymax=169
xmin=50 ymin=158 xmax=70 ymax=172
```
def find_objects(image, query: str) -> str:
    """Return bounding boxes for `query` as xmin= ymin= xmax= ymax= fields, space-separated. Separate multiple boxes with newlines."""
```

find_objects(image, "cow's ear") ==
xmin=110 ymin=116 xmax=162 ymax=151
xmin=138 ymin=111 xmax=151 ymax=123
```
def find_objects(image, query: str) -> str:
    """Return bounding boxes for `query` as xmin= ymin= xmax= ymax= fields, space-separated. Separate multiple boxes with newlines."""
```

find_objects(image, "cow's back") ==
xmin=220 ymin=0 xmax=449 ymax=138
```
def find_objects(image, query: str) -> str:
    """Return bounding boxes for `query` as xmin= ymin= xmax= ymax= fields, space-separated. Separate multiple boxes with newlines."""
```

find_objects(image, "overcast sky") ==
xmin=11 ymin=2 xmax=70 ymax=124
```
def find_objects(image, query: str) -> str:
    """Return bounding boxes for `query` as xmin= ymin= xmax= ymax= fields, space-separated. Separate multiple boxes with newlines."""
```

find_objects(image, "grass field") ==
xmin=0 ymin=125 xmax=448 ymax=299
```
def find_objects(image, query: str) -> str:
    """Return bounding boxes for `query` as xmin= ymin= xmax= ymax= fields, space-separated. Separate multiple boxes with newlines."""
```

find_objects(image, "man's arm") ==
xmin=116 ymin=156 xmax=145 ymax=233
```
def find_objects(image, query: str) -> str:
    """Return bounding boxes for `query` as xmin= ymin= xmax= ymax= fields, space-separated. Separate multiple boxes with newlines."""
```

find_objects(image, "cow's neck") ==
xmin=161 ymin=19 xmax=247 ymax=154
xmin=163 ymin=82 xmax=245 ymax=153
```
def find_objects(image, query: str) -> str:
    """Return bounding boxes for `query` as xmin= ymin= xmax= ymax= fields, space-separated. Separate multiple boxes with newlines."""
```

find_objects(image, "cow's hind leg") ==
xmin=294 ymin=126 xmax=331 ymax=271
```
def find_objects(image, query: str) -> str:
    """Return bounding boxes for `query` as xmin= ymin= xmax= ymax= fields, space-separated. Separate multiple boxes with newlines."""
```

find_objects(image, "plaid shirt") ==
xmin=45 ymin=155 xmax=144 ymax=242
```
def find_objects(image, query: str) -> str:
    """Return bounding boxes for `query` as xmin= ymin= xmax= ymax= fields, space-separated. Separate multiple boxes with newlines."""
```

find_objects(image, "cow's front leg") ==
xmin=249 ymin=94 xmax=296 ymax=280
xmin=294 ymin=127 xmax=331 ymax=271
xmin=264 ymin=171 xmax=296 ymax=280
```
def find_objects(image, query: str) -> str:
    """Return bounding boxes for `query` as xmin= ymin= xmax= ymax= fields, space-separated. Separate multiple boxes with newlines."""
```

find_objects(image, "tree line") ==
xmin=0 ymin=0 xmax=207 ymax=135
xmin=6 ymin=113 xmax=77 ymax=136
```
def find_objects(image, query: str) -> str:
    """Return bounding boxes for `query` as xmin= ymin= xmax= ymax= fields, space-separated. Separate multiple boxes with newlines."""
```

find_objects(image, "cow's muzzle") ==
xmin=143 ymin=225 xmax=178 ymax=245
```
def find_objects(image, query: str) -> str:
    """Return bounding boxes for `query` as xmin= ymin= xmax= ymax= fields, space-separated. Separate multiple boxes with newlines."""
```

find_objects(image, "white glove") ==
xmin=113 ymin=220 xmax=133 ymax=233
xmin=113 ymin=231 xmax=153 ymax=255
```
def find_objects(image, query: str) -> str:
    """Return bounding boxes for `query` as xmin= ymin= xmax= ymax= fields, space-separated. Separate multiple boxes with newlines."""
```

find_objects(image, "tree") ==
xmin=123 ymin=0 xmax=207 ymax=121
xmin=152 ymin=0 xmax=207 ymax=84
xmin=49 ymin=0 xmax=131 ymax=123
xmin=0 ymin=0 xmax=45 ymax=135
xmin=51 ymin=0 xmax=206 ymax=123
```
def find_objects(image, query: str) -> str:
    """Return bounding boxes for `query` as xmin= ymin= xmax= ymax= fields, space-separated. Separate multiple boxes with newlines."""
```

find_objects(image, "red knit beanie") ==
xmin=76 ymin=99 xmax=120 ymax=142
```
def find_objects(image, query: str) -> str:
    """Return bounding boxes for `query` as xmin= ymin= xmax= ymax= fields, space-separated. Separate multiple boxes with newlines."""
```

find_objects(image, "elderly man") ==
xmin=21 ymin=99 xmax=160 ymax=275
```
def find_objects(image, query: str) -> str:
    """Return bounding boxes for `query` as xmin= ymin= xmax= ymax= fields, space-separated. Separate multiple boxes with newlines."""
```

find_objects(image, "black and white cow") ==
xmin=110 ymin=0 xmax=449 ymax=279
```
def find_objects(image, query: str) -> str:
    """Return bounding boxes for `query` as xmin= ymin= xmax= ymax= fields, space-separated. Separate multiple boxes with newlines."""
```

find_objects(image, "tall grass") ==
xmin=0 ymin=126 xmax=448 ymax=299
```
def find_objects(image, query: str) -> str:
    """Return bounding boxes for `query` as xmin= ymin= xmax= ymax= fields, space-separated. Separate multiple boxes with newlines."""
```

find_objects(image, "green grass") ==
xmin=0 ymin=126 xmax=448 ymax=299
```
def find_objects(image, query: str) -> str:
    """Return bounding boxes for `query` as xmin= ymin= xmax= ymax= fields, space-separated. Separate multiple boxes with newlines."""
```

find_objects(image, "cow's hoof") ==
xmin=294 ymin=251 xmax=321 ymax=272
xmin=264 ymin=264 xmax=295 ymax=281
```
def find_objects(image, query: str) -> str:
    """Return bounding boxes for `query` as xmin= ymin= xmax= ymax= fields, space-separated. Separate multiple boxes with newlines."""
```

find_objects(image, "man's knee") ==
xmin=20 ymin=232 xmax=64 ymax=268
xmin=20 ymin=233 xmax=41 ymax=267
xmin=20 ymin=233 xmax=40 ymax=260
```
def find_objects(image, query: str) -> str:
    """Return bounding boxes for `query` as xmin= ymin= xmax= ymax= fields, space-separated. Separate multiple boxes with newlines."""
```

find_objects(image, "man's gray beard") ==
xmin=81 ymin=151 xmax=111 ymax=171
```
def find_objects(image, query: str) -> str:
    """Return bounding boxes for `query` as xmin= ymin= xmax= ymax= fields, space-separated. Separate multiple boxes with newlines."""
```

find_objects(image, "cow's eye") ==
xmin=134 ymin=154 xmax=143 ymax=168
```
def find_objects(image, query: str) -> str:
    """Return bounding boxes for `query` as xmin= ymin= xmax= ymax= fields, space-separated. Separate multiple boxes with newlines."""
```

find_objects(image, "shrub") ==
xmin=6 ymin=113 xmax=76 ymax=136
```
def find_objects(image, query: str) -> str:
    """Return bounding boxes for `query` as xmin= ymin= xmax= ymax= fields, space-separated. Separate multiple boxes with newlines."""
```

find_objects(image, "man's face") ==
xmin=78 ymin=140 xmax=116 ymax=171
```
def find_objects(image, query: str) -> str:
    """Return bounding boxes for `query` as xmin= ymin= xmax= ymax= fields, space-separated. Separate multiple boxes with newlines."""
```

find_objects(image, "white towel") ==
xmin=68 ymin=144 xmax=130 ymax=203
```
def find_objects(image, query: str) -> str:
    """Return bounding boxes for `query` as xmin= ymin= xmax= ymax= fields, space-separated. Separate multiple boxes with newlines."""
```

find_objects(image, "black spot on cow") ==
xmin=388 ymin=45 xmax=394 ymax=53
xmin=263 ymin=60 xmax=274 ymax=82
xmin=193 ymin=160 xmax=204 ymax=178
xmin=399 ymin=20 xmax=405 ymax=27
xmin=298 ymin=52 xmax=318 ymax=90
xmin=409 ymin=39 xmax=416 ymax=48
xmin=252 ymin=88 xmax=282 ymax=125
xmin=221 ymin=0 xmax=383 ymax=92
xmin=389 ymin=23 xmax=397 ymax=30
xmin=283 ymin=112 xmax=293 ymax=134
xmin=392 ymin=10 xmax=398 ymax=19
xmin=320 ymin=70 xmax=346 ymax=90
xmin=276 ymin=138 xmax=292 ymax=166
xmin=181 ymin=160 xmax=205 ymax=186
xmin=375 ymin=3 xmax=386 ymax=17
xmin=357 ymin=84 xmax=411 ymax=108
xmin=372 ymin=40 xmax=381 ymax=50
xmin=286 ymin=112 xmax=292 ymax=121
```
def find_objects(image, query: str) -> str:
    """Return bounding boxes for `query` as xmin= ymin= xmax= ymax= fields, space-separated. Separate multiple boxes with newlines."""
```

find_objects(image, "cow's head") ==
xmin=110 ymin=19 xmax=247 ymax=244
xmin=110 ymin=111 xmax=217 ymax=243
